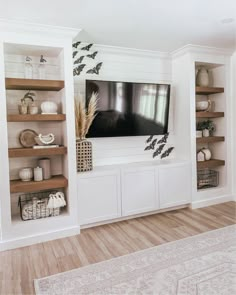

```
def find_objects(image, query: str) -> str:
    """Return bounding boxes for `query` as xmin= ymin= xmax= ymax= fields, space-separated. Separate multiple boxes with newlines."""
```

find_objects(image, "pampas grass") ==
xmin=75 ymin=92 xmax=98 ymax=139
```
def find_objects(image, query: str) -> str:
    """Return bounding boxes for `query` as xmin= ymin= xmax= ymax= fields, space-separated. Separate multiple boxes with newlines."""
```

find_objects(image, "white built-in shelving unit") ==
xmin=0 ymin=21 xmax=80 ymax=251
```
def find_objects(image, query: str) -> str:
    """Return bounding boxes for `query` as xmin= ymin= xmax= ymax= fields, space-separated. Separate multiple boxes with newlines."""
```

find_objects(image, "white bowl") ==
xmin=196 ymin=101 xmax=210 ymax=111
xmin=41 ymin=101 xmax=58 ymax=114
xmin=34 ymin=133 xmax=55 ymax=146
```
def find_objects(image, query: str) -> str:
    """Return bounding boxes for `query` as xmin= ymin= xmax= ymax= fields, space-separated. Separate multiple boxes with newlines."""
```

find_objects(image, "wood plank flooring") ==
xmin=0 ymin=201 xmax=235 ymax=295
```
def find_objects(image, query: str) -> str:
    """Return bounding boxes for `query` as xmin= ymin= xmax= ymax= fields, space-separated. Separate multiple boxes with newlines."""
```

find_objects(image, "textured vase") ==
xmin=196 ymin=68 xmax=209 ymax=87
xmin=19 ymin=168 xmax=33 ymax=181
xmin=76 ymin=139 xmax=93 ymax=172
xmin=41 ymin=101 xmax=58 ymax=114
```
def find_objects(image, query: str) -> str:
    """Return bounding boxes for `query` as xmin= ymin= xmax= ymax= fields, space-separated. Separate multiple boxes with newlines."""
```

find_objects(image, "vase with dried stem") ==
xmin=75 ymin=92 xmax=98 ymax=172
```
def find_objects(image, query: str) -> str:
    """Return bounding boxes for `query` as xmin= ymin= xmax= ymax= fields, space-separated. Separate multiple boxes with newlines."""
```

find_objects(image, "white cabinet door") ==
xmin=158 ymin=163 xmax=191 ymax=209
xmin=121 ymin=167 xmax=158 ymax=216
xmin=78 ymin=170 xmax=121 ymax=225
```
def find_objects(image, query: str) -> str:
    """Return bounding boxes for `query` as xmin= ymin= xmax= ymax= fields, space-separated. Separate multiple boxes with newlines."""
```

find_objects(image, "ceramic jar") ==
xmin=19 ymin=168 xmax=33 ymax=182
xmin=28 ymin=105 xmax=39 ymax=114
xmin=196 ymin=130 xmax=202 ymax=138
xmin=196 ymin=68 xmax=209 ymax=87
xmin=34 ymin=167 xmax=43 ymax=181
xmin=41 ymin=101 xmax=58 ymax=114
xmin=38 ymin=158 xmax=51 ymax=179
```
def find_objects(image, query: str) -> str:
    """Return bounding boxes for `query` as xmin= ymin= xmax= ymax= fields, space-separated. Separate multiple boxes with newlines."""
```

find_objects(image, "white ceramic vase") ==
xmin=196 ymin=68 xmax=209 ymax=87
xmin=203 ymin=129 xmax=210 ymax=137
xmin=41 ymin=101 xmax=58 ymax=114
xmin=19 ymin=168 xmax=33 ymax=182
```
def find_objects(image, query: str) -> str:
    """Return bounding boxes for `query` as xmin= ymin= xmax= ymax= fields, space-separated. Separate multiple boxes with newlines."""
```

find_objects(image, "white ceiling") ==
xmin=1 ymin=0 xmax=236 ymax=52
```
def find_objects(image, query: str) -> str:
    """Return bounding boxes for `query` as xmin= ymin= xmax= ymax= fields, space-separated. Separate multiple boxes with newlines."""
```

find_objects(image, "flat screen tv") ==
xmin=85 ymin=80 xmax=170 ymax=138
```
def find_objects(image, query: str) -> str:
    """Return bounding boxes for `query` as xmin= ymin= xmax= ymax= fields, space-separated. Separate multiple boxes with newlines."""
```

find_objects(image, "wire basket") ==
xmin=18 ymin=191 xmax=61 ymax=221
xmin=197 ymin=169 xmax=219 ymax=190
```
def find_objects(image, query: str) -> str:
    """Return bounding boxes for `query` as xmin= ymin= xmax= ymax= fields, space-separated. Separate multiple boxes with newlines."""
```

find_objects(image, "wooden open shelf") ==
xmin=10 ymin=175 xmax=68 ymax=193
xmin=197 ymin=159 xmax=225 ymax=169
xmin=196 ymin=136 xmax=225 ymax=144
xmin=9 ymin=146 xmax=67 ymax=158
xmin=196 ymin=112 xmax=224 ymax=118
xmin=5 ymin=78 xmax=64 ymax=91
xmin=7 ymin=114 xmax=66 ymax=122
xmin=196 ymin=86 xmax=224 ymax=95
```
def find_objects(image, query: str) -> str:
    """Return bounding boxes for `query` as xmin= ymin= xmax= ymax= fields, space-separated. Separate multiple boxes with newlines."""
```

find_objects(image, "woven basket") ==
xmin=76 ymin=139 xmax=93 ymax=172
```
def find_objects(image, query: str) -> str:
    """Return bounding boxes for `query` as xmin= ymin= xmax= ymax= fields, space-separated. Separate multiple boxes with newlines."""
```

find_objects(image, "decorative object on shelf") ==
xmin=153 ymin=144 xmax=165 ymax=158
xmin=19 ymin=167 xmax=33 ymax=182
xmin=197 ymin=120 xmax=215 ymax=137
xmin=75 ymin=92 xmax=98 ymax=172
xmin=33 ymin=166 xmax=43 ymax=181
xmin=197 ymin=169 xmax=219 ymax=189
xmin=24 ymin=56 xmax=33 ymax=79
xmin=19 ymin=129 xmax=38 ymax=148
xmin=197 ymin=148 xmax=212 ymax=162
xmin=72 ymin=41 xmax=103 ymax=76
xmin=34 ymin=133 xmax=55 ymax=146
xmin=196 ymin=99 xmax=211 ymax=112
xmin=161 ymin=147 xmax=175 ymax=159
xmin=196 ymin=130 xmax=202 ymax=138
xmin=38 ymin=158 xmax=51 ymax=180
xmin=18 ymin=91 xmax=36 ymax=114
xmin=196 ymin=67 xmax=210 ymax=87
xmin=41 ymin=101 xmax=58 ymax=114
xmin=38 ymin=55 xmax=47 ymax=79
xmin=47 ymin=192 xmax=66 ymax=209
xmin=18 ymin=191 xmax=62 ymax=221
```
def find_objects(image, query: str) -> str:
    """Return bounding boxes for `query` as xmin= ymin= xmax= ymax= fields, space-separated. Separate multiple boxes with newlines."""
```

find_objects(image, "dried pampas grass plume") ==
xmin=75 ymin=92 xmax=98 ymax=140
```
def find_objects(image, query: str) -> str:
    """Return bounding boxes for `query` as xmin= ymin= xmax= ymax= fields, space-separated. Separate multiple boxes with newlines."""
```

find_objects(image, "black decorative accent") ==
xmin=144 ymin=138 xmax=157 ymax=151
xmin=73 ymin=51 xmax=78 ymax=58
xmin=73 ymin=64 xmax=86 ymax=76
xmin=74 ymin=56 xmax=85 ymax=64
xmin=161 ymin=147 xmax=174 ymax=159
xmin=81 ymin=43 xmax=93 ymax=51
xmin=72 ymin=41 xmax=81 ymax=48
xmin=86 ymin=62 xmax=103 ymax=74
xmin=87 ymin=51 xmax=98 ymax=59
xmin=153 ymin=144 xmax=165 ymax=158
xmin=157 ymin=132 xmax=169 ymax=144
xmin=146 ymin=135 xmax=153 ymax=143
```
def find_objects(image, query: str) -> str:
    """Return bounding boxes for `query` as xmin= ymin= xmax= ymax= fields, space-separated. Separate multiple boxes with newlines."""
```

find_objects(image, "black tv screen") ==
xmin=86 ymin=80 xmax=170 ymax=138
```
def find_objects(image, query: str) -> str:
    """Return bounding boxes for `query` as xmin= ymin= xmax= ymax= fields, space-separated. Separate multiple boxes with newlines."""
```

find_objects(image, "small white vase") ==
xmin=203 ymin=129 xmax=210 ymax=137
xmin=196 ymin=68 xmax=209 ymax=87
xmin=41 ymin=101 xmax=58 ymax=114
xmin=19 ymin=168 xmax=33 ymax=182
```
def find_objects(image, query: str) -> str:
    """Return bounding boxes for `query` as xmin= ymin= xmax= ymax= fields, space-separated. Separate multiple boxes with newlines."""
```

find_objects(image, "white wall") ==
xmin=74 ymin=45 xmax=174 ymax=166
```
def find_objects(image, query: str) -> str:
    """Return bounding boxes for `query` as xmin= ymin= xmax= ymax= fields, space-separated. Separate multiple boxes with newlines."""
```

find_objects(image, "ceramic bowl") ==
xmin=41 ymin=101 xmax=58 ymax=114
xmin=34 ymin=133 xmax=55 ymax=145
xmin=196 ymin=101 xmax=209 ymax=111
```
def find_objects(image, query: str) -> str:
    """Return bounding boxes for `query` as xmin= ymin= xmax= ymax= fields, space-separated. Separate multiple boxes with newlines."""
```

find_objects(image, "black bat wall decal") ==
xmin=153 ymin=144 xmax=165 ymax=158
xmin=73 ymin=41 xmax=81 ymax=48
xmin=73 ymin=64 xmax=86 ymax=76
xmin=81 ymin=43 xmax=93 ymax=51
xmin=74 ymin=56 xmax=85 ymax=64
xmin=73 ymin=51 xmax=78 ymax=58
xmin=86 ymin=62 xmax=103 ymax=74
xmin=144 ymin=139 xmax=157 ymax=151
xmin=146 ymin=135 xmax=154 ymax=143
xmin=157 ymin=132 xmax=169 ymax=144
xmin=87 ymin=51 xmax=98 ymax=59
xmin=161 ymin=147 xmax=174 ymax=159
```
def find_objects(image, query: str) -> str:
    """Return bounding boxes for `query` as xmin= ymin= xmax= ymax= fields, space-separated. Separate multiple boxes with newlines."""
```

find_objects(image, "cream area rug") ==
xmin=34 ymin=225 xmax=236 ymax=295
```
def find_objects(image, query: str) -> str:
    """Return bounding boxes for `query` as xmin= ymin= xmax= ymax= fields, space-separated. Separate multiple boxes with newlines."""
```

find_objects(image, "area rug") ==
xmin=34 ymin=225 xmax=236 ymax=295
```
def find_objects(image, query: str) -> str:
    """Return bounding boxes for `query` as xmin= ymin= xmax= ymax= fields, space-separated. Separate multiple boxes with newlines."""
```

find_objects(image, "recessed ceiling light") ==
xmin=221 ymin=18 xmax=235 ymax=24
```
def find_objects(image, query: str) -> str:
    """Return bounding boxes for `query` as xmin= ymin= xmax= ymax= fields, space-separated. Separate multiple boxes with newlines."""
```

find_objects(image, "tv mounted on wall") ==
xmin=85 ymin=80 xmax=170 ymax=138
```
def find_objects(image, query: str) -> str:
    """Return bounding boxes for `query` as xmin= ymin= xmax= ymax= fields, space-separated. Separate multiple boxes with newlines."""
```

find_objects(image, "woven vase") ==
xmin=76 ymin=139 xmax=93 ymax=172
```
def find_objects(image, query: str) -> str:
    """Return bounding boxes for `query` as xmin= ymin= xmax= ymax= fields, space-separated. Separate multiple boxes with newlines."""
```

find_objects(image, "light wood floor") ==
xmin=0 ymin=201 xmax=235 ymax=295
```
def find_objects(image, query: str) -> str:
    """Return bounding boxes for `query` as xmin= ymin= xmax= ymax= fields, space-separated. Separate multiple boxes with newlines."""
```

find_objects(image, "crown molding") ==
xmin=93 ymin=44 xmax=170 ymax=60
xmin=171 ymin=44 xmax=234 ymax=59
xmin=0 ymin=19 xmax=81 ymax=39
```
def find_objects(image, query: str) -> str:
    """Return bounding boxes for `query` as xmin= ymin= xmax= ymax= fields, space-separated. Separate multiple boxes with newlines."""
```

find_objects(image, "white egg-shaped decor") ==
xmin=41 ymin=101 xmax=58 ymax=114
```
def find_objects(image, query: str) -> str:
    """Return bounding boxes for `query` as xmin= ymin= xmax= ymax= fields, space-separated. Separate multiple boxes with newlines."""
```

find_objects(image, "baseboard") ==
xmin=191 ymin=195 xmax=234 ymax=209
xmin=0 ymin=225 xmax=80 ymax=252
